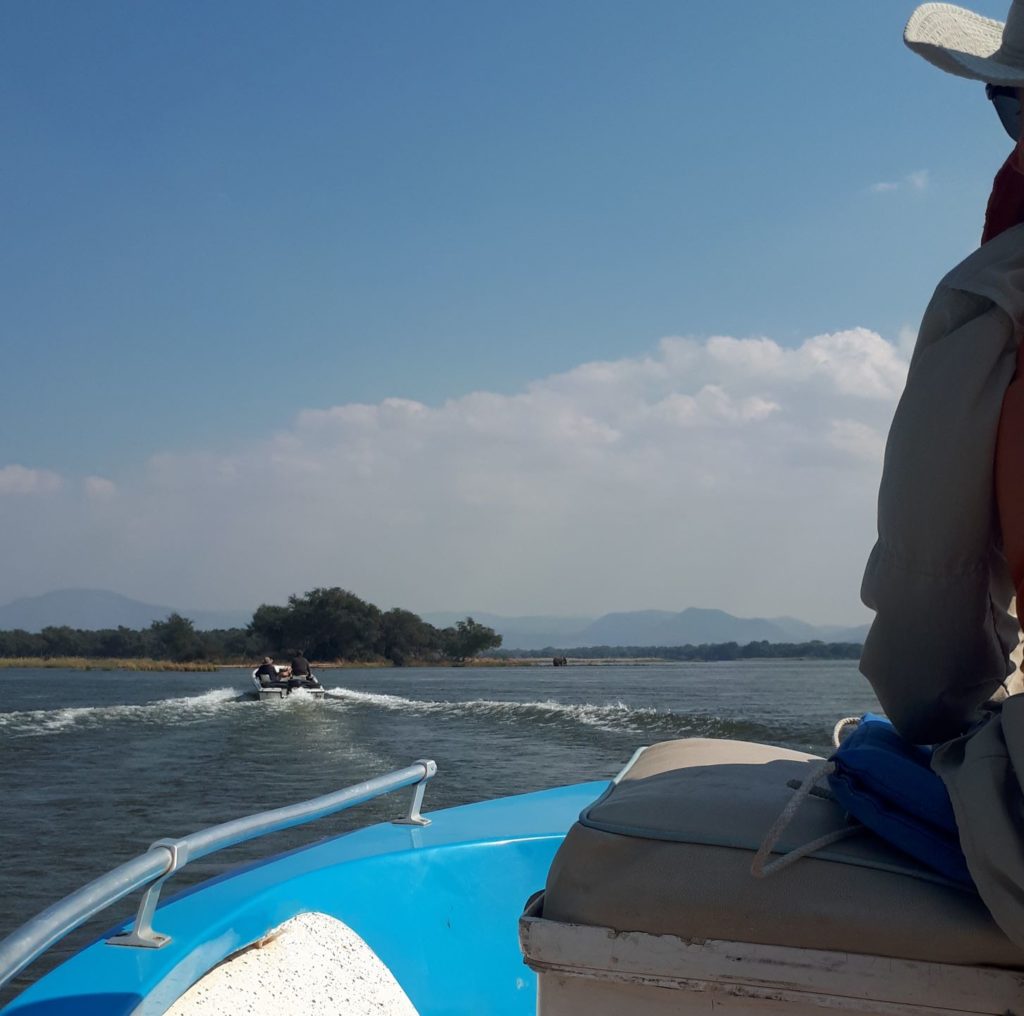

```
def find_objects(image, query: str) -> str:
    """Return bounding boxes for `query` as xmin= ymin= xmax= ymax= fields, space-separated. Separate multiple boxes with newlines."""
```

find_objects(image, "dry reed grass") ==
xmin=0 ymin=657 xmax=219 ymax=671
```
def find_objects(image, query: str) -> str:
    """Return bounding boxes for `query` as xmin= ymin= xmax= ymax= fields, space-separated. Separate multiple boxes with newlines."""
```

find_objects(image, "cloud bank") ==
xmin=0 ymin=465 xmax=62 ymax=496
xmin=1 ymin=328 xmax=907 ymax=624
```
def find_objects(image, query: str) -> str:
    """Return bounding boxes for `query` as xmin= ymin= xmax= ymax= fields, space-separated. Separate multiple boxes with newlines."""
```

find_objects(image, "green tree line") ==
xmin=489 ymin=640 xmax=863 ymax=661
xmin=0 ymin=588 xmax=501 ymax=666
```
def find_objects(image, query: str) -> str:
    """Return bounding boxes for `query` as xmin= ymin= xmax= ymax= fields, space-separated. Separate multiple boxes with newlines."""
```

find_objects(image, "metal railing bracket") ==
xmin=106 ymin=838 xmax=189 ymax=949
xmin=393 ymin=759 xmax=437 ymax=826
xmin=0 ymin=760 xmax=438 ymax=988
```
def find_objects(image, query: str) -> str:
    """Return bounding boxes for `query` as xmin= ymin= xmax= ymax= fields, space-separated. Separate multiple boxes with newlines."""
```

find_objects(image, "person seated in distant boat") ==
xmin=254 ymin=657 xmax=283 ymax=687
xmin=290 ymin=650 xmax=311 ymax=676
xmin=286 ymin=649 xmax=318 ymax=688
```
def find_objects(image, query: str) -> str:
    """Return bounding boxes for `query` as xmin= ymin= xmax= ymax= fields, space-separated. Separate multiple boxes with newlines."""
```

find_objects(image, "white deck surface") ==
xmin=165 ymin=912 xmax=419 ymax=1015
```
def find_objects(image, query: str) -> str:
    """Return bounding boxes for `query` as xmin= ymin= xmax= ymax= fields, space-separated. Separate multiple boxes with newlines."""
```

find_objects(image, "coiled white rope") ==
xmin=832 ymin=715 xmax=861 ymax=747
xmin=750 ymin=758 xmax=862 ymax=878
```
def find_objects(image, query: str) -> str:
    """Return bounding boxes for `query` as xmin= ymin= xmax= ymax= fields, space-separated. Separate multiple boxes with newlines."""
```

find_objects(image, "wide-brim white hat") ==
xmin=905 ymin=1 xmax=1024 ymax=85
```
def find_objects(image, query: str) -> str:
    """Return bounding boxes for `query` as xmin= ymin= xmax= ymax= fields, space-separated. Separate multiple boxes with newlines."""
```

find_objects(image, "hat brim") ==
xmin=905 ymin=2 xmax=1024 ymax=85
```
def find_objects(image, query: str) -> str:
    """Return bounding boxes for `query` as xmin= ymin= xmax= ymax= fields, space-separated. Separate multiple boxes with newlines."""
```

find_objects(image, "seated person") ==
xmin=254 ymin=657 xmax=279 ymax=686
xmin=289 ymin=650 xmax=318 ymax=687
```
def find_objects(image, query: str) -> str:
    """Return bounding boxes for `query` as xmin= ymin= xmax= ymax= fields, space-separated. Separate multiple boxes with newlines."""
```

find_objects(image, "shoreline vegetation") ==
xmin=0 ymin=657 xmax=523 ymax=671
xmin=0 ymin=586 xmax=864 ymax=671
xmin=0 ymin=657 xmax=220 ymax=671
xmin=0 ymin=642 xmax=863 ymax=672
xmin=0 ymin=587 xmax=503 ymax=669
xmin=494 ymin=641 xmax=863 ymax=662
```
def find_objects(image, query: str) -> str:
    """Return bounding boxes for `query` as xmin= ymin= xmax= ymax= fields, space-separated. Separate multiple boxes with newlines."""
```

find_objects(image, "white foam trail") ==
xmin=0 ymin=687 xmax=243 ymax=739
xmin=325 ymin=686 xmax=663 ymax=734
xmin=327 ymin=688 xmax=419 ymax=709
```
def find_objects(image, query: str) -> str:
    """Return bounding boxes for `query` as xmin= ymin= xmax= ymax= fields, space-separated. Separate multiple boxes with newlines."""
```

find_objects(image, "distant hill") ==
xmin=574 ymin=608 xmax=779 ymax=647
xmin=766 ymin=615 xmax=873 ymax=644
xmin=0 ymin=589 xmax=251 ymax=633
xmin=422 ymin=612 xmax=591 ymax=650
xmin=425 ymin=607 xmax=869 ymax=651
xmin=1 ymin=590 xmax=869 ymax=648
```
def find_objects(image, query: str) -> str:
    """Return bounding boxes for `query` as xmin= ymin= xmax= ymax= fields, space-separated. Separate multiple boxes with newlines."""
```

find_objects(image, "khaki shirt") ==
xmin=861 ymin=222 xmax=1024 ymax=944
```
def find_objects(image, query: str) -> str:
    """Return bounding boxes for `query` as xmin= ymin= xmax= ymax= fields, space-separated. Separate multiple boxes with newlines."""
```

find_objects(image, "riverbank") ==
xmin=0 ymin=657 xmax=536 ymax=671
xmin=0 ymin=656 xmax=647 ymax=671
xmin=0 ymin=654 xmax=797 ymax=671
xmin=0 ymin=657 xmax=220 ymax=672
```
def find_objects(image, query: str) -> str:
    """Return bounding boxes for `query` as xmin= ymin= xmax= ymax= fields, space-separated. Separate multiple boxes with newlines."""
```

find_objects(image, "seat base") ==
xmin=521 ymin=896 xmax=1024 ymax=1016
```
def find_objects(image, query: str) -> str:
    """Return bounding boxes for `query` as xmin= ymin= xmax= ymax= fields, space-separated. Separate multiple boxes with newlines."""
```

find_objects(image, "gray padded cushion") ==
xmin=582 ymin=738 xmax=957 ymax=880
xmin=543 ymin=738 xmax=1024 ymax=967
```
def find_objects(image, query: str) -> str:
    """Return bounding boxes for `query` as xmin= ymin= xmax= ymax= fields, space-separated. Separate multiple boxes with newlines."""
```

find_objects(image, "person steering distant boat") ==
xmin=287 ymin=649 xmax=321 ymax=691
xmin=290 ymin=649 xmax=312 ymax=680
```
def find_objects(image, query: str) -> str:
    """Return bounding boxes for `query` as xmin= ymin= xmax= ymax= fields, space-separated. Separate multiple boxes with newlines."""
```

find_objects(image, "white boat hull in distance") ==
xmin=250 ymin=666 xmax=325 ymax=700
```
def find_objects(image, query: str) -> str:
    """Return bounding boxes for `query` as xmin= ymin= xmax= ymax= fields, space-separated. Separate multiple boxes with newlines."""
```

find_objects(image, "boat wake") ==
xmin=0 ymin=687 xmax=245 ymax=739
xmin=0 ymin=682 xmax=830 ymax=747
xmin=324 ymin=686 xmax=827 ymax=745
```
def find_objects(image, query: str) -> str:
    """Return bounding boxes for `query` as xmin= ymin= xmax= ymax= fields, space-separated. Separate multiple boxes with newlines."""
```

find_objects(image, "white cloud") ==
xmin=0 ymin=465 xmax=62 ymax=496
xmin=897 ymin=323 xmax=919 ymax=358
xmin=0 ymin=329 xmax=908 ymax=624
xmin=84 ymin=476 xmax=117 ymax=499
xmin=870 ymin=170 xmax=930 ymax=195
xmin=827 ymin=419 xmax=887 ymax=461
xmin=907 ymin=169 xmax=930 ymax=191
xmin=703 ymin=328 xmax=906 ymax=400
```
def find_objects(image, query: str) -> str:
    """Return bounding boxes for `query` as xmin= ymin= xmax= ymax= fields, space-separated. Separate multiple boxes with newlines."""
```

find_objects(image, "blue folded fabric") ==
xmin=827 ymin=713 xmax=973 ymax=887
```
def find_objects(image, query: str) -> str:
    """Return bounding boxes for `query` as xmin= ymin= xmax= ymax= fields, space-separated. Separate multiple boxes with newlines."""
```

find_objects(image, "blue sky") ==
xmin=0 ymin=1 xmax=1016 ymax=621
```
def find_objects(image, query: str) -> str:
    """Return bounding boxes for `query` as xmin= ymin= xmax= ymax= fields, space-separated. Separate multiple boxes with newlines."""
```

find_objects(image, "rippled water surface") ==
xmin=0 ymin=661 xmax=878 ymax=1002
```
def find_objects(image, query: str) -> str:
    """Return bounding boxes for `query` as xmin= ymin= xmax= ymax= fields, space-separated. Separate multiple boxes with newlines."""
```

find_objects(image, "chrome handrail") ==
xmin=0 ymin=759 xmax=436 ymax=991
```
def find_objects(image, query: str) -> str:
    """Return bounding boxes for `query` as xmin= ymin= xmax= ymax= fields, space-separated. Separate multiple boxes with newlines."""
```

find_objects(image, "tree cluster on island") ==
xmin=0 ymin=587 xmax=502 ymax=666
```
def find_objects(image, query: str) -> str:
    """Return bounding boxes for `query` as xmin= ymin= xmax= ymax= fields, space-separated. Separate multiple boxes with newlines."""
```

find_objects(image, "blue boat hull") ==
xmin=3 ymin=781 xmax=607 ymax=1016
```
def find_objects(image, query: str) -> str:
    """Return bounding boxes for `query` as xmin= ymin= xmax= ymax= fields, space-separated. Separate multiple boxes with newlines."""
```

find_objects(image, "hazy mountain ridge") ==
xmin=422 ymin=612 xmax=591 ymax=647
xmin=0 ymin=590 xmax=869 ymax=648
xmin=0 ymin=589 xmax=250 ymax=633
xmin=426 ymin=606 xmax=869 ymax=650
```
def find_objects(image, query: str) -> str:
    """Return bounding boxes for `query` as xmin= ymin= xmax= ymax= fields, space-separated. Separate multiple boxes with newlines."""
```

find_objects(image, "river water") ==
xmin=0 ymin=660 xmax=879 ymax=1003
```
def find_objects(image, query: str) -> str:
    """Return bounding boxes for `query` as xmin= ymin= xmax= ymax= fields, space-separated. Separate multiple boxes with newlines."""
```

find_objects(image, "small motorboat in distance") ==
xmin=250 ymin=665 xmax=325 ymax=701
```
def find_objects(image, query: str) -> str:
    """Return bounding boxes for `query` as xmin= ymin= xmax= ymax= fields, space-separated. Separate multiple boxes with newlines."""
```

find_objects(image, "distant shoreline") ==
xmin=0 ymin=652 xmax=861 ymax=672
xmin=0 ymin=657 xmax=541 ymax=671
xmin=0 ymin=657 xmax=220 ymax=672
